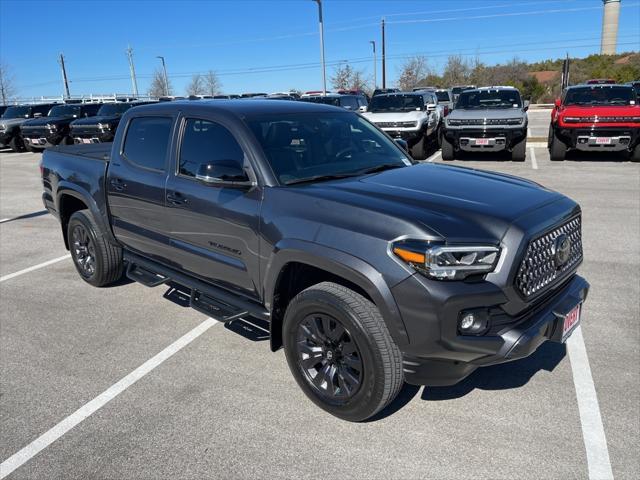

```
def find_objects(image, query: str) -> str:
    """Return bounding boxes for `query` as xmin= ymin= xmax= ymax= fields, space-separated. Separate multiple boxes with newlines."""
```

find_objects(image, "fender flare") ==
xmin=56 ymin=182 xmax=117 ymax=247
xmin=264 ymin=239 xmax=409 ymax=349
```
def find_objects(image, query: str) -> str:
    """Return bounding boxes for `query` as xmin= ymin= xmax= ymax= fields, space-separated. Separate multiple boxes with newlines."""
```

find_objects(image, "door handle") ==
xmin=109 ymin=178 xmax=127 ymax=191
xmin=167 ymin=192 xmax=189 ymax=205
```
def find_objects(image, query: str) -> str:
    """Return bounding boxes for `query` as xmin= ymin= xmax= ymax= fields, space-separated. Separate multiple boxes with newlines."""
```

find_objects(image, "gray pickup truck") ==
xmin=41 ymin=100 xmax=587 ymax=421
xmin=442 ymin=87 xmax=529 ymax=161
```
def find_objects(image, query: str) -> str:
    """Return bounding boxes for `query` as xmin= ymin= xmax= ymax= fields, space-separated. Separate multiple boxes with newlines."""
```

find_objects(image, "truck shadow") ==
xmin=370 ymin=341 xmax=566 ymax=421
xmin=563 ymin=150 xmax=630 ymax=163
xmin=421 ymin=341 xmax=566 ymax=401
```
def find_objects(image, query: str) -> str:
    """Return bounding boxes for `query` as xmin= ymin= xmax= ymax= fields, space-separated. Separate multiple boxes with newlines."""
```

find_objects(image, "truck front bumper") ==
xmin=444 ymin=127 xmax=526 ymax=152
xmin=392 ymin=273 xmax=589 ymax=386
xmin=556 ymin=126 xmax=640 ymax=152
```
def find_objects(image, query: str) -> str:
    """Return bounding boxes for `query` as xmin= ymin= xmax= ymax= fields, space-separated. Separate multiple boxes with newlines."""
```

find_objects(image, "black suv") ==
xmin=0 ymin=103 xmax=59 ymax=152
xmin=70 ymin=102 xmax=152 ymax=144
xmin=21 ymin=103 xmax=102 ymax=150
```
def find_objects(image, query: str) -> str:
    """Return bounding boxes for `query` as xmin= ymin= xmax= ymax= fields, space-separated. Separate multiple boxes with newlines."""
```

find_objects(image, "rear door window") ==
xmin=122 ymin=117 xmax=173 ymax=171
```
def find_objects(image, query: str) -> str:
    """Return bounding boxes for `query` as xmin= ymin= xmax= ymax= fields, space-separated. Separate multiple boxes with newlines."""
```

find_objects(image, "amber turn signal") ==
xmin=392 ymin=247 xmax=425 ymax=264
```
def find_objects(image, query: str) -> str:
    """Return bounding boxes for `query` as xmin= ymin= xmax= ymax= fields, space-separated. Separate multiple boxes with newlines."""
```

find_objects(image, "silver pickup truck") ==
xmin=362 ymin=91 xmax=442 ymax=160
xmin=442 ymin=87 xmax=529 ymax=161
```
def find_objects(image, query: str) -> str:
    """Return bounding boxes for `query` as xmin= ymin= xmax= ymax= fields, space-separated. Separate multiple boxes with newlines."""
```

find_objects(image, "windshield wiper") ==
xmin=357 ymin=163 xmax=406 ymax=175
xmin=284 ymin=172 xmax=360 ymax=186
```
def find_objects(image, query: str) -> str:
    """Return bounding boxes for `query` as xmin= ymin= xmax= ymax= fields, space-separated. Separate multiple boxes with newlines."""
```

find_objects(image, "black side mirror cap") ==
xmin=393 ymin=138 xmax=409 ymax=152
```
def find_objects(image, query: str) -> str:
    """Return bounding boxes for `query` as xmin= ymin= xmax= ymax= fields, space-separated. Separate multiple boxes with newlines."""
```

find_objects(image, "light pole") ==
xmin=312 ymin=0 xmax=327 ymax=96
xmin=369 ymin=40 xmax=377 ymax=89
xmin=156 ymin=56 xmax=169 ymax=96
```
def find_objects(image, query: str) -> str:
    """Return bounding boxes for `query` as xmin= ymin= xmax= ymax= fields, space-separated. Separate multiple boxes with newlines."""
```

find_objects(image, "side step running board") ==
xmin=126 ymin=263 xmax=168 ymax=287
xmin=123 ymin=250 xmax=269 ymax=321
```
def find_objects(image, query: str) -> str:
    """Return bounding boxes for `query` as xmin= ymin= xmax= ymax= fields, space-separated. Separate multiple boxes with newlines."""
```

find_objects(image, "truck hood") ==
xmin=448 ymin=108 xmax=526 ymax=121
xmin=71 ymin=115 xmax=121 ymax=126
xmin=297 ymin=163 xmax=564 ymax=241
xmin=558 ymin=104 xmax=640 ymax=120
xmin=22 ymin=116 xmax=75 ymax=128
xmin=0 ymin=117 xmax=29 ymax=129
xmin=362 ymin=110 xmax=427 ymax=124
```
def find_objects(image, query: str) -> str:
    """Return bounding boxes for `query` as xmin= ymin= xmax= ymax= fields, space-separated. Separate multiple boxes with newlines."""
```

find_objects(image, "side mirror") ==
xmin=358 ymin=105 xmax=367 ymax=113
xmin=393 ymin=138 xmax=409 ymax=152
xmin=33 ymin=112 xmax=43 ymax=118
xmin=426 ymin=103 xmax=437 ymax=111
xmin=196 ymin=161 xmax=253 ymax=188
xmin=523 ymin=100 xmax=530 ymax=111
xmin=554 ymin=98 xmax=562 ymax=108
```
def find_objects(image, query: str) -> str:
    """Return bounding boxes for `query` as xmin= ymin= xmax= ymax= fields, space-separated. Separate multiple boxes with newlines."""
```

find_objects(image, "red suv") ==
xmin=548 ymin=84 xmax=640 ymax=161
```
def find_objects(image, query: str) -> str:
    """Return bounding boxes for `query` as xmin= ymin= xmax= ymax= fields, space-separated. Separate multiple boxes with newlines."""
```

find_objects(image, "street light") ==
xmin=311 ymin=0 xmax=327 ymax=96
xmin=156 ymin=56 xmax=169 ymax=96
xmin=369 ymin=40 xmax=377 ymax=89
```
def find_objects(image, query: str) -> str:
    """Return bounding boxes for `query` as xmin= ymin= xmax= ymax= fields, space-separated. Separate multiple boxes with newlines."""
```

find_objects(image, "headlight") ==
xmin=505 ymin=118 xmax=523 ymax=125
xmin=447 ymin=118 xmax=462 ymax=126
xmin=98 ymin=123 xmax=111 ymax=130
xmin=46 ymin=124 xmax=57 ymax=131
xmin=392 ymin=241 xmax=500 ymax=280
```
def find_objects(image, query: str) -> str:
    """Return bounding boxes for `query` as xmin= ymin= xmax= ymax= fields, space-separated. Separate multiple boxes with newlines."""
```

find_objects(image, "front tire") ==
xmin=630 ymin=144 xmax=640 ymax=162
xmin=549 ymin=128 xmax=567 ymax=161
xmin=441 ymin=134 xmax=455 ymax=160
xmin=410 ymin=136 xmax=427 ymax=161
xmin=283 ymin=282 xmax=403 ymax=422
xmin=511 ymin=138 xmax=526 ymax=161
xmin=67 ymin=209 xmax=123 ymax=287
xmin=9 ymin=135 xmax=26 ymax=153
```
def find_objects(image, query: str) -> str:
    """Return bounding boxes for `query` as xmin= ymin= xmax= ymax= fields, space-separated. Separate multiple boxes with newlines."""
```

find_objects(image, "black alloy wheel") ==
xmin=296 ymin=313 xmax=363 ymax=402
xmin=71 ymin=223 xmax=97 ymax=278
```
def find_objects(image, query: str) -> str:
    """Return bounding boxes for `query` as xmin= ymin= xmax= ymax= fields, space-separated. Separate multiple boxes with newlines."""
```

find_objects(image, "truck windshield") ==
xmin=564 ymin=86 xmax=636 ymax=106
xmin=247 ymin=112 xmax=410 ymax=185
xmin=456 ymin=90 xmax=522 ymax=109
xmin=48 ymin=105 xmax=81 ymax=117
xmin=369 ymin=94 xmax=424 ymax=112
xmin=2 ymin=106 xmax=31 ymax=119
xmin=97 ymin=103 xmax=134 ymax=116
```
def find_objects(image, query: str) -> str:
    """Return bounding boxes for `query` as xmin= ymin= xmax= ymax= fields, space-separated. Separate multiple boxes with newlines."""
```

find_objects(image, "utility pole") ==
xmin=126 ymin=45 xmax=139 ymax=97
xmin=312 ymin=0 xmax=327 ymax=96
xmin=381 ymin=18 xmax=386 ymax=89
xmin=156 ymin=56 xmax=169 ymax=96
xmin=58 ymin=53 xmax=70 ymax=98
xmin=369 ymin=40 xmax=377 ymax=89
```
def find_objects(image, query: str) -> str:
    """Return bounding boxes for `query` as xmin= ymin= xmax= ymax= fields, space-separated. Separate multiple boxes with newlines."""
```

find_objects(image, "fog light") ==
xmin=460 ymin=313 xmax=476 ymax=330
xmin=458 ymin=310 xmax=489 ymax=335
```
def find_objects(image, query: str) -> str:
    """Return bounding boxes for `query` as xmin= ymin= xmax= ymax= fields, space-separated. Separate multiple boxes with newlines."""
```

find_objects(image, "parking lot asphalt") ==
xmin=1 ymin=146 xmax=638 ymax=479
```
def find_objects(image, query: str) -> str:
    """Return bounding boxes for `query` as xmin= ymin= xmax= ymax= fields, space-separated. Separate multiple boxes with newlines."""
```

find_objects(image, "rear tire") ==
xmin=283 ymin=282 xmax=404 ymax=422
xmin=67 ymin=209 xmax=123 ymax=287
xmin=511 ymin=138 xmax=526 ymax=162
xmin=9 ymin=135 xmax=26 ymax=153
xmin=410 ymin=136 xmax=427 ymax=161
xmin=441 ymin=134 xmax=455 ymax=160
xmin=549 ymin=128 xmax=567 ymax=161
xmin=61 ymin=135 xmax=74 ymax=146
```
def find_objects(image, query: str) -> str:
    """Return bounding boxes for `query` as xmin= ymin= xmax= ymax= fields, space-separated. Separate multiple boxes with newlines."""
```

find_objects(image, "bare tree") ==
xmin=442 ymin=54 xmax=471 ymax=86
xmin=186 ymin=74 xmax=205 ymax=96
xmin=331 ymin=63 xmax=354 ymax=90
xmin=349 ymin=70 xmax=370 ymax=92
xmin=148 ymin=68 xmax=172 ymax=97
xmin=397 ymin=56 xmax=429 ymax=91
xmin=0 ymin=62 xmax=17 ymax=104
xmin=202 ymin=70 xmax=222 ymax=96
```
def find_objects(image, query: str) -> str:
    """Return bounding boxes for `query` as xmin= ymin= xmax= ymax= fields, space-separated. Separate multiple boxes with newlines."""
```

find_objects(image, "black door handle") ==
xmin=109 ymin=178 xmax=126 ymax=191
xmin=167 ymin=192 xmax=189 ymax=205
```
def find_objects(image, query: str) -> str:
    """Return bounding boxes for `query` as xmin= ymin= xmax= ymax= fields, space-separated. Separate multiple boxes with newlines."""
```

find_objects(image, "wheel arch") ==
xmin=265 ymin=240 xmax=409 ymax=352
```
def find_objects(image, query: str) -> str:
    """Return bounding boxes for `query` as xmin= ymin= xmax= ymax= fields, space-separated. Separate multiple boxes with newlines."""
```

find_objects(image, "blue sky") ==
xmin=1 ymin=0 xmax=639 ymax=98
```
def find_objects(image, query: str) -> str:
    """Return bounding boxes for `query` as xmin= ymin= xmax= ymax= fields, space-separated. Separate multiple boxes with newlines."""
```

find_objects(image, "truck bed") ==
xmin=47 ymin=143 xmax=112 ymax=162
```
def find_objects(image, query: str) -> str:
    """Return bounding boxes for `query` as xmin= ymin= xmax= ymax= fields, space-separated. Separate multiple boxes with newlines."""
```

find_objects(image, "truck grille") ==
xmin=515 ymin=216 xmax=583 ymax=298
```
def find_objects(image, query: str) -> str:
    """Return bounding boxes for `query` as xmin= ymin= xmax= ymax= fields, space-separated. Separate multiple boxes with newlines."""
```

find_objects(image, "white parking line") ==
xmin=530 ymin=147 xmax=538 ymax=170
xmin=568 ymin=326 xmax=614 ymax=480
xmin=0 ymin=317 xmax=219 ymax=479
xmin=426 ymin=151 xmax=441 ymax=163
xmin=0 ymin=254 xmax=71 ymax=283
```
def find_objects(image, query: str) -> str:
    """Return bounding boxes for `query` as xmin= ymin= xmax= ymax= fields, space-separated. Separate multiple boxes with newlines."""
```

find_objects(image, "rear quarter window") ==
xmin=122 ymin=117 xmax=173 ymax=171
